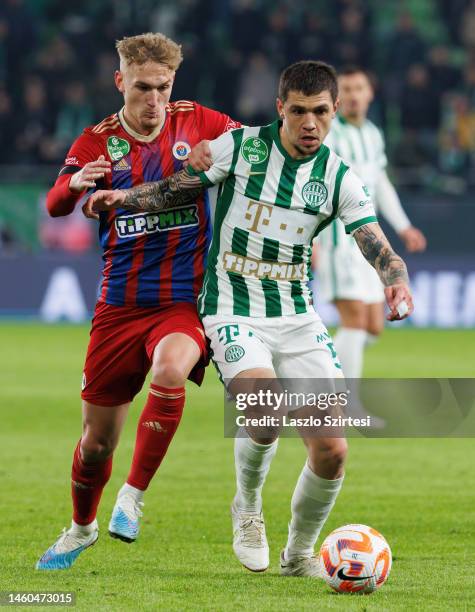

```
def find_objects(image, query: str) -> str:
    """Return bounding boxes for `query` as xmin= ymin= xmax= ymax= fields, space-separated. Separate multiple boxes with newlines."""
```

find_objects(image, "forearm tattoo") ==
xmin=121 ymin=168 xmax=204 ymax=212
xmin=354 ymin=224 xmax=409 ymax=286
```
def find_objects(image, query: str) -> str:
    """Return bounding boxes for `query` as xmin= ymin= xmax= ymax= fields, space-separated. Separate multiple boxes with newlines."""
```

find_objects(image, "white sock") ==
xmin=233 ymin=434 xmax=278 ymax=513
xmin=119 ymin=482 xmax=144 ymax=502
xmin=285 ymin=462 xmax=343 ymax=560
xmin=70 ymin=518 xmax=98 ymax=536
xmin=333 ymin=327 xmax=367 ymax=378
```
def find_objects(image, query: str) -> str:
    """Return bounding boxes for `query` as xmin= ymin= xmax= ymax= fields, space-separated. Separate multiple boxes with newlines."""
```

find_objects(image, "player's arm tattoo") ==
xmin=121 ymin=168 xmax=204 ymax=212
xmin=353 ymin=223 xmax=409 ymax=286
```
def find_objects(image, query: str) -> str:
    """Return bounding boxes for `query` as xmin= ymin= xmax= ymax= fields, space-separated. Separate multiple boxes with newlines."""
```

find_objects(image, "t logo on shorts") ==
xmin=218 ymin=324 xmax=240 ymax=345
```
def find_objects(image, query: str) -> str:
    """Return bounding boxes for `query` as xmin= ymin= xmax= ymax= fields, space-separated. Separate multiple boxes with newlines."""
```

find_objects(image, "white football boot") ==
xmin=280 ymin=549 xmax=323 ymax=577
xmin=36 ymin=520 xmax=98 ymax=570
xmin=109 ymin=493 xmax=144 ymax=543
xmin=231 ymin=503 xmax=269 ymax=572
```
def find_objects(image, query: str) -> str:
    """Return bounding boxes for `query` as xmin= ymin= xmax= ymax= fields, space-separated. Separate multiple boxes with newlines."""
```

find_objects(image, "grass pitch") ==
xmin=0 ymin=325 xmax=474 ymax=611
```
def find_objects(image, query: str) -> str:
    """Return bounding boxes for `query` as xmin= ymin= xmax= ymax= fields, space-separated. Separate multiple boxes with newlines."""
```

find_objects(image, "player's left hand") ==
xmin=82 ymin=189 xmax=127 ymax=220
xmin=399 ymin=226 xmax=427 ymax=253
xmin=384 ymin=283 xmax=413 ymax=321
xmin=187 ymin=140 xmax=212 ymax=172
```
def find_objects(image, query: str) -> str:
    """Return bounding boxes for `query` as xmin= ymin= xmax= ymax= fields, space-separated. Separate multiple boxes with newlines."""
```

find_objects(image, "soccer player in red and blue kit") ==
xmin=36 ymin=33 xmax=240 ymax=570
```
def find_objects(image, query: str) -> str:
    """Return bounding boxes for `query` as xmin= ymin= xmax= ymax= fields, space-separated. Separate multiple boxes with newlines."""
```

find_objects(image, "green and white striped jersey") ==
xmin=190 ymin=121 xmax=377 ymax=317
xmin=319 ymin=115 xmax=386 ymax=250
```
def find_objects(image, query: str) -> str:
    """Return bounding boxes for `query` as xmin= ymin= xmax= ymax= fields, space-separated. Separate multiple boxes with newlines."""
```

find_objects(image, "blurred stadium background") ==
xmin=0 ymin=0 xmax=474 ymax=326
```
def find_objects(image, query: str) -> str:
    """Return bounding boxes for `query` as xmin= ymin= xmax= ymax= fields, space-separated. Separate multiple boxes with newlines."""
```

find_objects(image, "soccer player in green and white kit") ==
xmin=86 ymin=61 xmax=413 ymax=577
xmin=317 ymin=67 xmax=426 ymax=397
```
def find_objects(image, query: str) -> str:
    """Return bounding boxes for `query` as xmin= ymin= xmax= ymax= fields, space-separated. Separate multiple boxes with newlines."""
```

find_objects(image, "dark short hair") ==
xmin=278 ymin=60 xmax=338 ymax=103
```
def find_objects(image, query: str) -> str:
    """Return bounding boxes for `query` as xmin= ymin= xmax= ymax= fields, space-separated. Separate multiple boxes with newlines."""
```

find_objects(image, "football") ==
xmin=319 ymin=524 xmax=392 ymax=594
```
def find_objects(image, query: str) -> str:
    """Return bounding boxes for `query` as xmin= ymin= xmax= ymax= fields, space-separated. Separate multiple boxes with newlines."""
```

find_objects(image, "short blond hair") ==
xmin=116 ymin=33 xmax=183 ymax=71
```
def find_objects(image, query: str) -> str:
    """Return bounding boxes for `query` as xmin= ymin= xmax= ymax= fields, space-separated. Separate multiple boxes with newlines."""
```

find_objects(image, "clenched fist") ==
xmin=82 ymin=189 xmax=126 ymax=220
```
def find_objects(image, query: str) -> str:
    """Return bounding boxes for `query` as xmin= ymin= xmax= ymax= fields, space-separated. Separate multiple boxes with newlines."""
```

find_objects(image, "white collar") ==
xmin=118 ymin=107 xmax=164 ymax=143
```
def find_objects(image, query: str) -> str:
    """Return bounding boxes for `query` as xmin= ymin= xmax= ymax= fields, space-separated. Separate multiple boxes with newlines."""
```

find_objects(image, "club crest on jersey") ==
xmin=241 ymin=137 xmax=269 ymax=164
xmin=113 ymin=157 xmax=131 ymax=171
xmin=172 ymin=141 xmax=191 ymax=160
xmin=107 ymin=136 xmax=130 ymax=161
xmin=115 ymin=205 xmax=199 ymax=238
xmin=302 ymin=180 xmax=328 ymax=210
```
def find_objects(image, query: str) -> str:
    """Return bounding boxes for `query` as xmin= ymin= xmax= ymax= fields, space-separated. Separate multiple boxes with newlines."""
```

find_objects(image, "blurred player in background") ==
xmin=36 ymin=33 xmax=239 ymax=570
xmin=316 ymin=67 xmax=426 ymax=414
xmin=85 ymin=60 xmax=413 ymax=577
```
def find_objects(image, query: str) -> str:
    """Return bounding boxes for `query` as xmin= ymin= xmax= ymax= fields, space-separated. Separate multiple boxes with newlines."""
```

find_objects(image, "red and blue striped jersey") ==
xmin=59 ymin=101 xmax=239 ymax=307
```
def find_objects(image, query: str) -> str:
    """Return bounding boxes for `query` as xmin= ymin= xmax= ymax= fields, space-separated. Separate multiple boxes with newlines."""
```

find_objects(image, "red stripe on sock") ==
xmin=127 ymin=385 xmax=185 ymax=490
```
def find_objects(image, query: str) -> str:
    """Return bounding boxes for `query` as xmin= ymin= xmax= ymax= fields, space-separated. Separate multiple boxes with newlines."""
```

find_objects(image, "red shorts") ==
xmin=81 ymin=301 xmax=208 ymax=407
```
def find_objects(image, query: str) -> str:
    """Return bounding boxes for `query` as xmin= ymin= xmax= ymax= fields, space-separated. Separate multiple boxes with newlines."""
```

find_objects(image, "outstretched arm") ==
xmin=353 ymin=222 xmax=413 ymax=320
xmin=122 ymin=168 xmax=204 ymax=212
xmin=374 ymin=171 xmax=427 ymax=253
xmin=83 ymin=168 xmax=204 ymax=219
xmin=83 ymin=131 xmax=237 ymax=219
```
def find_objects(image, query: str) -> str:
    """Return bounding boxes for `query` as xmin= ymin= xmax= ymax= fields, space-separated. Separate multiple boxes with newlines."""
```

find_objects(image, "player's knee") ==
xmin=80 ymin=436 xmax=115 ymax=463
xmin=151 ymin=360 xmax=187 ymax=388
xmin=366 ymin=321 xmax=383 ymax=337
xmin=309 ymin=439 xmax=348 ymax=474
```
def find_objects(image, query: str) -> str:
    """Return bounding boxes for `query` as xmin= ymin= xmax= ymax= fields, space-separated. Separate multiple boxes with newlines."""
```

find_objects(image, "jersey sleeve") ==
xmin=374 ymin=170 xmax=410 ymax=233
xmin=186 ymin=130 xmax=238 ymax=187
xmin=58 ymin=130 xmax=104 ymax=176
xmin=337 ymin=167 xmax=378 ymax=234
xmin=195 ymin=103 xmax=241 ymax=140
xmin=374 ymin=126 xmax=388 ymax=171
xmin=46 ymin=130 xmax=103 ymax=217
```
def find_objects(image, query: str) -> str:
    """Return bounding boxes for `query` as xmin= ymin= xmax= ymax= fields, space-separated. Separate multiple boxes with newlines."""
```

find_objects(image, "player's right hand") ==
xmin=384 ymin=282 xmax=414 ymax=321
xmin=187 ymin=140 xmax=212 ymax=172
xmin=69 ymin=155 xmax=111 ymax=193
xmin=82 ymin=189 xmax=126 ymax=220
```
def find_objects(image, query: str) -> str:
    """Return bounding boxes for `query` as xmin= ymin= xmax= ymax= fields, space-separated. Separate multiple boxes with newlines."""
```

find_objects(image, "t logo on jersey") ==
xmin=115 ymin=205 xmax=198 ymax=238
xmin=245 ymin=200 xmax=273 ymax=234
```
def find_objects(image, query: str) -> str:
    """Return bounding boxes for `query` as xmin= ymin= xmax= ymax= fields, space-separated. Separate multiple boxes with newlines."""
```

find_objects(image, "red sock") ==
xmin=127 ymin=384 xmax=185 ymax=490
xmin=71 ymin=440 xmax=113 ymax=525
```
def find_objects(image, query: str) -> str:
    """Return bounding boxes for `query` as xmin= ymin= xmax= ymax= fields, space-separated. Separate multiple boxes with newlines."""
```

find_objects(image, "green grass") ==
xmin=0 ymin=325 xmax=474 ymax=611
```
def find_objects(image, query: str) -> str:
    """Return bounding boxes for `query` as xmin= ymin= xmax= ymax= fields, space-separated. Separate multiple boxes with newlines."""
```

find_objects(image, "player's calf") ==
xmin=110 ymin=383 xmax=185 ymax=542
xmin=283 ymin=459 xmax=344 ymax=571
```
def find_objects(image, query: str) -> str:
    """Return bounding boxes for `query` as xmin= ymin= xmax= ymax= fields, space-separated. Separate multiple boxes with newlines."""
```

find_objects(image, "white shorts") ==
xmin=318 ymin=237 xmax=384 ymax=304
xmin=203 ymin=311 xmax=344 ymax=384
